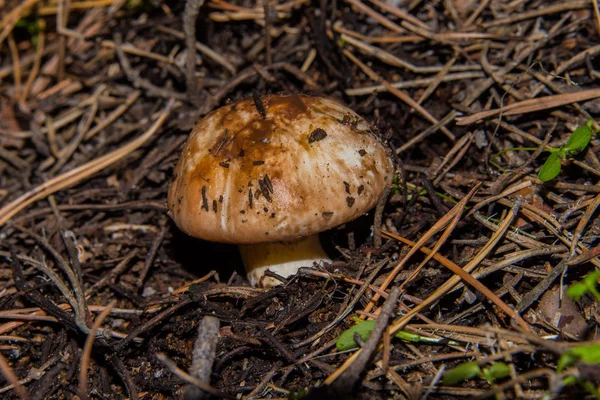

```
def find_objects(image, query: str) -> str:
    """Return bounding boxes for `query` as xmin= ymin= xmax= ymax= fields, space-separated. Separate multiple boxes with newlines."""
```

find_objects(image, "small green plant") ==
xmin=443 ymin=345 xmax=600 ymax=397
xmin=567 ymin=270 xmax=600 ymax=303
xmin=538 ymin=119 xmax=598 ymax=182
xmin=489 ymin=119 xmax=598 ymax=182
xmin=442 ymin=361 xmax=510 ymax=385
xmin=557 ymin=344 xmax=600 ymax=371
xmin=335 ymin=318 xmax=459 ymax=351
xmin=14 ymin=17 xmax=43 ymax=46
xmin=392 ymin=173 xmax=401 ymax=195
xmin=557 ymin=344 xmax=600 ymax=398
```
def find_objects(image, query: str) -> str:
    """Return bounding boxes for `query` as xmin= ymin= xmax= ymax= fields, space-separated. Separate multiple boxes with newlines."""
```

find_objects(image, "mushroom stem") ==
xmin=239 ymin=234 xmax=331 ymax=288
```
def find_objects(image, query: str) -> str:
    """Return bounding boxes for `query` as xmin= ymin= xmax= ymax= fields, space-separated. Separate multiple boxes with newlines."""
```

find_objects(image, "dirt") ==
xmin=1 ymin=0 xmax=600 ymax=399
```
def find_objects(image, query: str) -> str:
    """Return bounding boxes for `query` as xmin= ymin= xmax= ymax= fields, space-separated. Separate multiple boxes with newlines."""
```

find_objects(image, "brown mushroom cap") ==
xmin=168 ymin=94 xmax=394 ymax=244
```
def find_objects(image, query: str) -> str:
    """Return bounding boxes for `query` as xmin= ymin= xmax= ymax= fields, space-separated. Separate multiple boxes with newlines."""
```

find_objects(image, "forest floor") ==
xmin=1 ymin=0 xmax=600 ymax=399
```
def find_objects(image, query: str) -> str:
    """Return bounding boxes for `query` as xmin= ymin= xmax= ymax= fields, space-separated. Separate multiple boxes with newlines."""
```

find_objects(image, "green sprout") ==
xmin=335 ymin=318 xmax=459 ymax=351
xmin=538 ymin=119 xmax=597 ymax=182
xmin=442 ymin=361 xmax=510 ymax=385
xmin=567 ymin=270 xmax=600 ymax=303
xmin=557 ymin=344 xmax=600 ymax=372
xmin=489 ymin=119 xmax=598 ymax=182
xmin=392 ymin=173 xmax=401 ymax=195
xmin=14 ymin=17 xmax=44 ymax=46
xmin=556 ymin=344 xmax=600 ymax=399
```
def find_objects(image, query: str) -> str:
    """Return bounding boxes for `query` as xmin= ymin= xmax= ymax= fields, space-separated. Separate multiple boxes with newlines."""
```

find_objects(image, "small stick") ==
xmin=157 ymin=353 xmax=233 ymax=399
xmin=156 ymin=26 xmax=236 ymax=74
xmin=0 ymin=352 xmax=29 ymax=400
xmin=184 ymin=316 xmax=220 ymax=400
xmin=246 ymin=361 xmax=282 ymax=398
xmin=364 ymin=184 xmax=481 ymax=316
xmin=263 ymin=0 xmax=272 ymax=65
xmin=0 ymin=98 xmax=174 ymax=227
xmin=373 ymin=185 xmax=391 ymax=248
xmin=326 ymin=197 xmax=525 ymax=384
xmin=115 ymin=298 xmax=191 ymax=352
xmin=7 ymin=35 xmax=22 ymax=103
xmin=12 ymin=225 xmax=89 ymax=332
xmin=568 ymin=193 xmax=600 ymax=257
xmin=56 ymin=0 xmax=68 ymax=80
xmin=260 ymin=327 xmax=297 ymax=364
xmin=137 ymin=224 xmax=167 ymax=288
xmin=114 ymin=36 xmax=186 ymax=101
xmin=342 ymin=49 xmax=455 ymax=140
xmin=457 ymin=88 xmax=600 ymax=126
xmin=86 ymin=249 xmax=139 ymax=297
xmin=79 ymin=300 xmax=116 ymax=400
xmin=184 ymin=0 xmax=206 ymax=105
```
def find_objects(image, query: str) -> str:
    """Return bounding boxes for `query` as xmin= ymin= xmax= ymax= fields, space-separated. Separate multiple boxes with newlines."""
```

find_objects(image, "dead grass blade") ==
xmin=0 ymin=352 xmax=29 ymax=400
xmin=383 ymin=230 xmax=532 ymax=332
xmin=396 ymin=194 xmax=468 ymax=293
xmin=156 ymin=353 xmax=234 ymax=399
xmin=342 ymin=48 xmax=455 ymax=140
xmin=325 ymin=198 xmax=523 ymax=386
xmin=362 ymin=183 xmax=481 ymax=316
xmin=0 ymin=0 xmax=39 ymax=47
xmin=79 ymin=300 xmax=116 ymax=400
xmin=568 ymin=193 xmax=600 ymax=257
xmin=0 ymin=99 xmax=175 ymax=227
xmin=456 ymin=88 xmax=600 ymax=126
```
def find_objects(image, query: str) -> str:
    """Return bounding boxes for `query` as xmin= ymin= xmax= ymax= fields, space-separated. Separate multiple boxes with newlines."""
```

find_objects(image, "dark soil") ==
xmin=1 ymin=0 xmax=600 ymax=399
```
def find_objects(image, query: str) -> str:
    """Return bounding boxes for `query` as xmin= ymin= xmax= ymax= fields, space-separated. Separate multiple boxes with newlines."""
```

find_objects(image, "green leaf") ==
xmin=565 ymin=124 xmax=593 ymax=154
xmin=557 ymin=352 xmax=579 ymax=372
xmin=567 ymin=282 xmax=589 ymax=301
xmin=336 ymin=320 xmax=450 ymax=351
xmin=586 ymin=118 xmax=596 ymax=130
xmin=336 ymin=320 xmax=377 ymax=351
xmin=442 ymin=362 xmax=482 ymax=385
xmin=562 ymin=375 xmax=578 ymax=386
xmin=581 ymin=380 xmax=600 ymax=399
xmin=15 ymin=19 xmax=28 ymax=28
xmin=395 ymin=330 xmax=425 ymax=342
xmin=581 ymin=271 xmax=600 ymax=303
xmin=558 ymin=344 xmax=600 ymax=372
xmin=392 ymin=174 xmax=401 ymax=195
xmin=567 ymin=271 xmax=600 ymax=302
xmin=569 ymin=344 xmax=600 ymax=364
xmin=482 ymin=362 xmax=510 ymax=384
xmin=538 ymin=152 xmax=563 ymax=182
xmin=587 ymin=282 xmax=600 ymax=303
xmin=583 ymin=270 xmax=600 ymax=289
xmin=14 ymin=17 xmax=42 ymax=45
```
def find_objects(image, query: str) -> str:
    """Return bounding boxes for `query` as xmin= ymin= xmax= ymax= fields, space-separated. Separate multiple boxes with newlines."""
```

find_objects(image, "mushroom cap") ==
xmin=168 ymin=94 xmax=394 ymax=244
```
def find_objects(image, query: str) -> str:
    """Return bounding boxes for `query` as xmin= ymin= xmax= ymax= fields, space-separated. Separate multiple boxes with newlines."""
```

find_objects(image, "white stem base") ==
xmin=239 ymin=234 xmax=331 ymax=288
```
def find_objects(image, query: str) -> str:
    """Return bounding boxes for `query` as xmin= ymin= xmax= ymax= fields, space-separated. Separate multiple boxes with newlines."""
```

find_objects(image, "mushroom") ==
xmin=168 ymin=94 xmax=393 ymax=287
